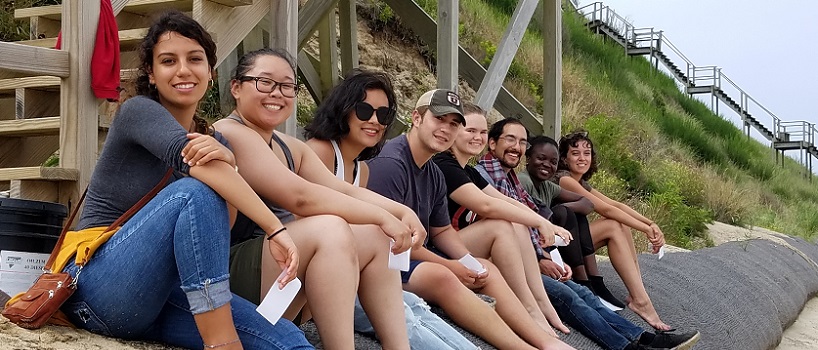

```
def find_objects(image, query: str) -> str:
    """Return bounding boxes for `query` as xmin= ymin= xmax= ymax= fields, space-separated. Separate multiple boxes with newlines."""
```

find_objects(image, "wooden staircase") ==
xmin=0 ymin=0 xmax=289 ymax=208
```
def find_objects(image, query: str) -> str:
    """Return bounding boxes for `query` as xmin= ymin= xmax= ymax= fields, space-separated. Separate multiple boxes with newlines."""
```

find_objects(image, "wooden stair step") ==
xmin=0 ymin=42 xmax=68 ymax=78
xmin=0 ymin=117 xmax=61 ymax=138
xmin=14 ymin=0 xmax=255 ymax=21
xmin=15 ymin=0 xmax=192 ymax=20
xmin=0 ymin=166 xmax=77 ymax=182
xmin=0 ymin=69 xmax=138 ymax=97
xmin=0 ymin=76 xmax=61 ymax=93
xmin=16 ymin=28 xmax=149 ymax=48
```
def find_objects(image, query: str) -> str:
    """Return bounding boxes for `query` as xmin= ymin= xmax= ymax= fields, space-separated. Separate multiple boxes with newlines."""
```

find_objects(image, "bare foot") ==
xmin=541 ymin=310 xmax=570 ymax=335
xmin=625 ymin=296 xmax=672 ymax=331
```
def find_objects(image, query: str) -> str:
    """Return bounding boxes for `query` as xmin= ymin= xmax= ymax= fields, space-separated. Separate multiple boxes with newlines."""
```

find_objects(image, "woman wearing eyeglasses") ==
xmin=305 ymin=68 xmax=481 ymax=350
xmin=555 ymin=131 xmax=670 ymax=331
xmin=214 ymin=49 xmax=422 ymax=349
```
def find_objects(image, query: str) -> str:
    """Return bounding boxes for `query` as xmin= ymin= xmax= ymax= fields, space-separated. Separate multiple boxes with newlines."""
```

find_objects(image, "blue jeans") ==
xmin=543 ymin=278 xmax=643 ymax=350
xmin=61 ymin=178 xmax=313 ymax=350
xmin=354 ymin=291 xmax=478 ymax=350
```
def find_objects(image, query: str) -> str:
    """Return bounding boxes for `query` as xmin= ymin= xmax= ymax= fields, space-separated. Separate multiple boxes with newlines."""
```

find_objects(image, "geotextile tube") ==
xmin=306 ymin=237 xmax=818 ymax=350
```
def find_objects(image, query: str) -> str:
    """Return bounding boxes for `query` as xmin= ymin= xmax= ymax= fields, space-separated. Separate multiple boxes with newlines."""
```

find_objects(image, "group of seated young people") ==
xmin=50 ymin=11 xmax=701 ymax=350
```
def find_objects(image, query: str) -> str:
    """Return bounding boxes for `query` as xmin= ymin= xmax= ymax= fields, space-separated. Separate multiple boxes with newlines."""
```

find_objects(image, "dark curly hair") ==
xmin=525 ymin=135 xmax=558 ymax=158
xmin=303 ymin=68 xmax=397 ymax=161
xmin=133 ymin=10 xmax=216 ymax=134
xmin=558 ymin=130 xmax=598 ymax=181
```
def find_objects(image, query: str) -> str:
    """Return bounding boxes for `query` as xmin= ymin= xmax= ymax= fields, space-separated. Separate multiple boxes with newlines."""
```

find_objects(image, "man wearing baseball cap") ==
xmin=366 ymin=89 xmax=573 ymax=350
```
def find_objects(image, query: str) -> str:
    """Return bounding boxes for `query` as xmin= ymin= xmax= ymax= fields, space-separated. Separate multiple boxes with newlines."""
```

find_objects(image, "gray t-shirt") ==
xmin=77 ymin=96 xmax=229 ymax=229
xmin=366 ymin=135 xmax=450 ymax=243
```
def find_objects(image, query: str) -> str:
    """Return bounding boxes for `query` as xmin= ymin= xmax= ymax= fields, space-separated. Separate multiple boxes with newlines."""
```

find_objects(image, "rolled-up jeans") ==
xmin=354 ymin=291 xmax=478 ymax=350
xmin=543 ymin=278 xmax=643 ymax=350
xmin=61 ymin=178 xmax=313 ymax=350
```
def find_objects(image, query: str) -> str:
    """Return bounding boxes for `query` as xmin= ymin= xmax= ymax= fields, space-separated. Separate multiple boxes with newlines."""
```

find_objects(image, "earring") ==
xmin=209 ymin=79 xmax=214 ymax=88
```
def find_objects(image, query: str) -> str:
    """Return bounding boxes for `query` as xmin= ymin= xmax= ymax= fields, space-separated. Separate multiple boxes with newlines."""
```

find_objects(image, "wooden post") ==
xmin=298 ymin=0 xmax=342 ymax=50
xmin=59 ymin=0 xmax=100 ymax=212
xmin=338 ymin=0 xmax=358 ymax=75
xmin=437 ymin=0 xmax=458 ymax=91
xmin=473 ymin=0 xmax=538 ymax=118
xmin=243 ymin=25 xmax=266 ymax=52
xmin=218 ymin=47 xmax=239 ymax=115
xmin=270 ymin=0 xmax=298 ymax=137
xmin=542 ymin=0 xmax=562 ymax=139
xmin=318 ymin=8 xmax=339 ymax=96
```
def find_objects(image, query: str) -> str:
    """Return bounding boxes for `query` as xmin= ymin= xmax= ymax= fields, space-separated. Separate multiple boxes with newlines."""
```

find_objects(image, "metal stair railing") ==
xmin=575 ymin=1 xmax=787 ymax=143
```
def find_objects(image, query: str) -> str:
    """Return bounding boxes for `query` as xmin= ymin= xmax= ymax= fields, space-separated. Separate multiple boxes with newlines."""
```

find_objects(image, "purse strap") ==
xmin=43 ymin=168 xmax=175 ymax=271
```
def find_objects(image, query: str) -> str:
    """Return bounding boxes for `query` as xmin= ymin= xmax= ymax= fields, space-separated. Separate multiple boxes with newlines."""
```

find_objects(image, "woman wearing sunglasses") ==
xmin=214 ymin=49 xmax=423 ymax=349
xmin=305 ymin=69 xmax=480 ymax=350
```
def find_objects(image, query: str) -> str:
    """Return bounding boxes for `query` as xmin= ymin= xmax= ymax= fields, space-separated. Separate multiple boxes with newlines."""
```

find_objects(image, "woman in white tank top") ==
xmin=306 ymin=69 xmax=479 ymax=350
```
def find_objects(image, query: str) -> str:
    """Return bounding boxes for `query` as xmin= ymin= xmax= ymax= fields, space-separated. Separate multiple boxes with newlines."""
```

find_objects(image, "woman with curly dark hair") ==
xmin=58 ymin=11 xmax=309 ymax=350
xmin=555 ymin=131 xmax=671 ymax=331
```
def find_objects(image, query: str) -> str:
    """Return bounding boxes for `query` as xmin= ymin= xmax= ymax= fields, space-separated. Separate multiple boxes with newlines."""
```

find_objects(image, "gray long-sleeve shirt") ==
xmin=77 ymin=96 xmax=228 ymax=229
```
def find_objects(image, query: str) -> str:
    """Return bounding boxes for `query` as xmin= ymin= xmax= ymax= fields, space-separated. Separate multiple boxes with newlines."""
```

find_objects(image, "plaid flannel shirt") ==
xmin=476 ymin=153 xmax=546 ymax=259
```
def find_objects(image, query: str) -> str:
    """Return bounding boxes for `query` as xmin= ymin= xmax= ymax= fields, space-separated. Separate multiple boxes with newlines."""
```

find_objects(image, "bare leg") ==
xmin=458 ymin=219 xmax=554 ymax=333
xmin=404 ymin=262 xmax=538 ymax=350
xmin=350 ymin=225 xmax=410 ymax=350
xmin=193 ymin=305 xmax=243 ymax=350
xmin=590 ymin=219 xmax=671 ymax=331
xmin=513 ymin=223 xmax=571 ymax=334
xmin=261 ymin=215 xmax=360 ymax=350
xmin=474 ymin=259 xmax=575 ymax=350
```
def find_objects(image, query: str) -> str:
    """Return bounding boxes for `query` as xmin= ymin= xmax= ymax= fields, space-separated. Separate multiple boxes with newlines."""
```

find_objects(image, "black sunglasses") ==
xmin=355 ymin=102 xmax=395 ymax=126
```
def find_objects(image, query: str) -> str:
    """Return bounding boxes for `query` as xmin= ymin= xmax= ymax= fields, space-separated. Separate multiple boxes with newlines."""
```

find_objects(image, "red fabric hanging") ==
xmin=54 ymin=0 xmax=121 ymax=101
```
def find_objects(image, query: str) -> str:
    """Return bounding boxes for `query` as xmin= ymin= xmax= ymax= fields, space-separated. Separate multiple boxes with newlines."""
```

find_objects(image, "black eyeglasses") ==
xmin=239 ymin=76 xmax=298 ymax=98
xmin=355 ymin=101 xmax=395 ymax=125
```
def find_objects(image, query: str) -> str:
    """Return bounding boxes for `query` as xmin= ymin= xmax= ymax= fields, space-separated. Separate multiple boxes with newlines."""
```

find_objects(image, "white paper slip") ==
xmin=554 ymin=236 xmax=568 ymax=247
xmin=648 ymin=244 xmax=667 ymax=260
xmin=388 ymin=241 xmax=411 ymax=271
xmin=458 ymin=254 xmax=487 ymax=274
xmin=256 ymin=270 xmax=301 ymax=325
xmin=550 ymin=249 xmax=566 ymax=274
xmin=599 ymin=297 xmax=624 ymax=311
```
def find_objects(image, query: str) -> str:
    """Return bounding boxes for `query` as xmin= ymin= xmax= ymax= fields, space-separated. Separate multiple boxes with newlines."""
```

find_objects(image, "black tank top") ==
xmin=226 ymin=115 xmax=297 ymax=244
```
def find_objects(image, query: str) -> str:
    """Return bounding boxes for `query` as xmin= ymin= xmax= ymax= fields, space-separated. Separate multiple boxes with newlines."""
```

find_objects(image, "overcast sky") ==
xmin=580 ymin=0 xmax=818 ymax=146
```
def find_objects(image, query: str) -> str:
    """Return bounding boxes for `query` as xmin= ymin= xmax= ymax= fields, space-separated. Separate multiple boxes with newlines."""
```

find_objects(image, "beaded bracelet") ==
xmin=266 ymin=227 xmax=287 ymax=241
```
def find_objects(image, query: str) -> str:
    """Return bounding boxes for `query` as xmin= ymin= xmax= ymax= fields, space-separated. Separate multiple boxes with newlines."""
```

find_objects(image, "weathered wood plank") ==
xmin=297 ymin=50 xmax=324 ymax=103
xmin=297 ymin=0 xmax=341 ymax=49
xmin=437 ymin=0 xmax=458 ymax=90
xmin=193 ymin=0 xmax=268 ymax=67
xmin=270 ymin=0 xmax=298 ymax=137
xmin=338 ymin=0 xmax=358 ymax=75
xmin=0 ymin=117 xmax=61 ymax=138
xmin=10 ymin=179 xmax=61 ymax=202
xmin=58 ymin=0 xmax=100 ymax=207
xmin=0 ymin=166 xmax=78 ymax=181
xmin=542 ymin=0 xmax=562 ymax=139
xmin=473 ymin=0 xmax=538 ymax=114
xmin=0 ymin=42 xmax=69 ymax=78
xmin=0 ymin=76 xmax=61 ymax=92
xmin=318 ymin=10 xmax=339 ymax=96
xmin=16 ymin=28 xmax=149 ymax=49
xmin=17 ymin=0 xmax=195 ymax=20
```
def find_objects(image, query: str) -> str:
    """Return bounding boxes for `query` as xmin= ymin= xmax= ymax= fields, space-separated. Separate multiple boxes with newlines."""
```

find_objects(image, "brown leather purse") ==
xmin=2 ymin=169 xmax=173 ymax=329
